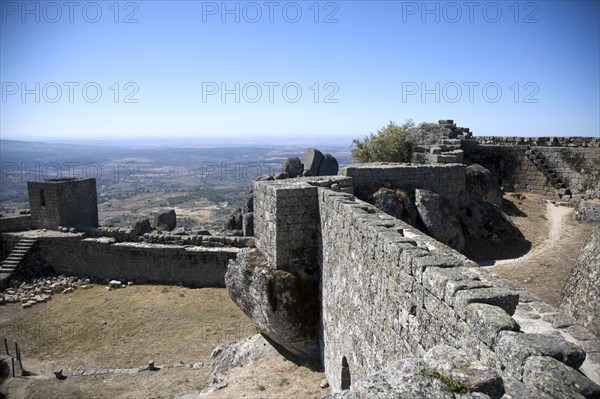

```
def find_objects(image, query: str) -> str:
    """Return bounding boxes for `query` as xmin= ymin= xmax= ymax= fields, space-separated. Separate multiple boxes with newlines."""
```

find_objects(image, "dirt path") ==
xmin=493 ymin=202 xmax=571 ymax=266
xmin=488 ymin=198 xmax=596 ymax=307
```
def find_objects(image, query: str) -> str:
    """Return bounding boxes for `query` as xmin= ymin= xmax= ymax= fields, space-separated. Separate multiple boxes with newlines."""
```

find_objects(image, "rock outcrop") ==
xmin=302 ymin=148 xmax=324 ymax=176
xmin=132 ymin=218 xmax=152 ymax=236
xmin=153 ymin=209 xmax=176 ymax=232
xmin=209 ymin=334 xmax=275 ymax=383
xmin=459 ymin=194 xmax=522 ymax=242
xmin=225 ymin=248 xmax=319 ymax=361
xmin=415 ymin=189 xmax=465 ymax=252
xmin=224 ymin=207 xmax=243 ymax=230
xmin=573 ymin=200 xmax=600 ymax=223
xmin=559 ymin=225 xmax=600 ymax=336
xmin=466 ymin=164 xmax=503 ymax=207
xmin=282 ymin=157 xmax=303 ymax=178
xmin=318 ymin=154 xmax=339 ymax=176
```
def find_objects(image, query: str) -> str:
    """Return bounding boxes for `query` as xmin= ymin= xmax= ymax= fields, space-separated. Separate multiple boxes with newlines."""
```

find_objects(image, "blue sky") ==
xmin=1 ymin=0 xmax=599 ymax=141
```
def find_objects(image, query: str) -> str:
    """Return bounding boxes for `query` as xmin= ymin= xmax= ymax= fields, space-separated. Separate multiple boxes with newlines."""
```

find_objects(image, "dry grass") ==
xmin=2 ymin=286 xmax=253 ymax=372
xmin=1 ymin=285 xmax=325 ymax=399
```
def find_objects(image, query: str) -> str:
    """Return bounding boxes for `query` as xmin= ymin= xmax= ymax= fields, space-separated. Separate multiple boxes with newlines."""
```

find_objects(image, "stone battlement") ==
xmin=229 ymin=163 xmax=600 ymax=398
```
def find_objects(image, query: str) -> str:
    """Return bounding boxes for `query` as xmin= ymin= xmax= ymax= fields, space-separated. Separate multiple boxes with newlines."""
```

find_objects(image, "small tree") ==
xmin=351 ymin=120 xmax=415 ymax=163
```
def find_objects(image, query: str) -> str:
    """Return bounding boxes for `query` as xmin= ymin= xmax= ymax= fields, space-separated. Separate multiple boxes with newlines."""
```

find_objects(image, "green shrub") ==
xmin=351 ymin=120 xmax=415 ymax=163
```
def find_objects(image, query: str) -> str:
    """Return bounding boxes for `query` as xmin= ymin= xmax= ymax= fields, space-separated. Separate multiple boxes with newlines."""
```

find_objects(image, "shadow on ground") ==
xmin=464 ymin=237 xmax=532 ymax=265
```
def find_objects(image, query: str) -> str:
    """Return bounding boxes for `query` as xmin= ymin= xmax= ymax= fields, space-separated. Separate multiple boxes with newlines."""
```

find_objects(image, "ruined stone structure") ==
xmin=462 ymin=137 xmax=600 ymax=200
xmin=0 ymin=233 xmax=241 ymax=288
xmin=27 ymin=178 xmax=98 ymax=230
xmin=227 ymin=163 xmax=600 ymax=398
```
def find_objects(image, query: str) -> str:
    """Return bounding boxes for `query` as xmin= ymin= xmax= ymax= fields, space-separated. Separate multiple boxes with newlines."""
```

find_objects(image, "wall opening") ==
xmin=39 ymin=189 xmax=46 ymax=207
xmin=341 ymin=356 xmax=351 ymax=390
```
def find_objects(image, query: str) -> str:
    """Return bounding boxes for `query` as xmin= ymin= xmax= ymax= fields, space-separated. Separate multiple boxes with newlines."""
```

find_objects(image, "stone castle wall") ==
xmin=536 ymin=147 xmax=600 ymax=198
xmin=2 ymin=233 xmax=238 ymax=287
xmin=317 ymin=188 xmax=599 ymax=394
xmin=474 ymin=136 xmax=600 ymax=148
xmin=248 ymin=166 xmax=599 ymax=396
xmin=463 ymin=142 xmax=600 ymax=198
xmin=343 ymin=163 xmax=465 ymax=209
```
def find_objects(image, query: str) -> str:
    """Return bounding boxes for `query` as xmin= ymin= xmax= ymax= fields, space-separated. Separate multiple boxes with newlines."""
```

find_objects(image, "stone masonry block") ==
xmin=454 ymin=288 xmax=519 ymax=319
xmin=523 ymin=356 xmax=600 ymax=399
xmin=421 ymin=266 xmax=483 ymax=301
xmin=466 ymin=303 xmax=519 ymax=347
xmin=495 ymin=331 xmax=586 ymax=380
xmin=410 ymin=253 xmax=463 ymax=284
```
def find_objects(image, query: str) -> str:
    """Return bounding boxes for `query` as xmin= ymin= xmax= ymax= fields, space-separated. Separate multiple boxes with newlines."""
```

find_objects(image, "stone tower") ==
xmin=27 ymin=178 xmax=98 ymax=230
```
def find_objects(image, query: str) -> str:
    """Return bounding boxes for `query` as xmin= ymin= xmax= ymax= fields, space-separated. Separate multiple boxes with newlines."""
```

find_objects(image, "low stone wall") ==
xmin=317 ymin=188 xmax=599 ymax=394
xmin=473 ymin=136 xmax=600 ymax=148
xmin=342 ymin=163 xmax=465 ymax=209
xmin=0 ymin=216 xmax=32 ymax=233
xmin=2 ymin=233 xmax=238 ymax=287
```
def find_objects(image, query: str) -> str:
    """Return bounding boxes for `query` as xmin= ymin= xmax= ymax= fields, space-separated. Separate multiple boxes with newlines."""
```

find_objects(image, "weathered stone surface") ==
xmin=225 ymin=208 xmax=243 ymax=230
xmin=415 ymin=189 xmax=465 ymax=252
xmin=408 ymin=123 xmax=452 ymax=146
xmin=466 ymin=164 xmax=503 ymax=207
xmin=465 ymin=303 xmax=518 ymax=347
xmin=318 ymin=154 xmax=339 ymax=176
xmin=573 ymin=200 xmax=600 ymax=223
xmin=325 ymin=358 xmax=456 ymax=399
xmin=459 ymin=193 xmax=522 ymax=241
xmin=209 ymin=334 xmax=275 ymax=383
xmin=373 ymin=187 xmax=404 ymax=217
xmin=496 ymin=331 xmax=587 ymax=380
xmin=282 ymin=157 xmax=304 ymax=178
xmin=225 ymin=248 xmax=319 ymax=360
xmin=370 ymin=187 xmax=420 ymax=227
xmin=560 ymin=225 xmax=600 ymax=336
xmin=498 ymin=370 xmax=554 ymax=399
xmin=424 ymin=345 xmax=504 ymax=399
xmin=273 ymin=172 xmax=289 ymax=180
xmin=242 ymin=212 xmax=254 ymax=237
xmin=523 ymin=356 xmax=600 ymax=399
xmin=302 ymin=148 xmax=324 ymax=176
xmin=454 ymin=288 xmax=519 ymax=318
xmin=153 ymin=210 xmax=176 ymax=232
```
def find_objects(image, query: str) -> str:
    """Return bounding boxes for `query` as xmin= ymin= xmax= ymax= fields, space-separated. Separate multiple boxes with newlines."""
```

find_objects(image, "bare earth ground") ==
xmin=486 ymin=192 xmax=596 ymax=307
xmin=1 ymin=192 xmax=595 ymax=398
xmin=0 ymin=286 xmax=324 ymax=398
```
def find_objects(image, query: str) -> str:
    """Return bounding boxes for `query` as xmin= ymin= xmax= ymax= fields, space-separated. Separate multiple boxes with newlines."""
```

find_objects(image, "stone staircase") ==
xmin=525 ymin=146 xmax=571 ymax=200
xmin=0 ymin=237 xmax=37 ymax=275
